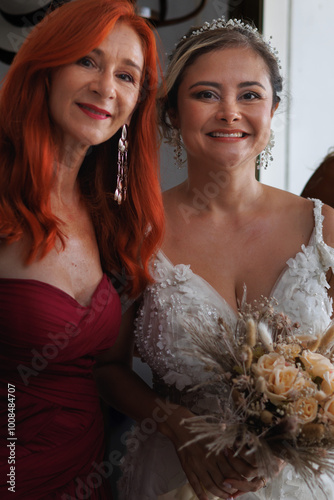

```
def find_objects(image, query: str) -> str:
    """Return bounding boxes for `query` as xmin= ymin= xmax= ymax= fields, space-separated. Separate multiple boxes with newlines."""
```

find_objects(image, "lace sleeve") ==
xmin=134 ymin=256 xmax=233 ymax=392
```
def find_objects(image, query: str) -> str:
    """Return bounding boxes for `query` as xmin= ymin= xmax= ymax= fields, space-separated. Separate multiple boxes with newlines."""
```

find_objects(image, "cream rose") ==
xmin=293 ymin=397 xmax=318 ymax=423
xmin=290 ymin=372 xmax=313 ymax=394
xmin=252 ymin=353 xmax=285 ymax=379
xmin=264 ymin=365 xmax=301 ymax=404
xmin=322 ymin=396 xmax=334 ymax=422
xmin=321 ymin=370 xmax=334 ymax=396
xmin=299 ymin=351 xmax=334 ymax=378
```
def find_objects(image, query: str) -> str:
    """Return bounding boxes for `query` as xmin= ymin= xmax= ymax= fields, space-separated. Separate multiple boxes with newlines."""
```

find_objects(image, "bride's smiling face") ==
xmin=171 ymin=46 xmax=277 ymax=171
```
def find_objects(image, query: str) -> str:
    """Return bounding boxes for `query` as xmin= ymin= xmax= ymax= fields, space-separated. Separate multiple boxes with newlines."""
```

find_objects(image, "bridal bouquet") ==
xmin=181 ymin=296 xmax=334 ymax=496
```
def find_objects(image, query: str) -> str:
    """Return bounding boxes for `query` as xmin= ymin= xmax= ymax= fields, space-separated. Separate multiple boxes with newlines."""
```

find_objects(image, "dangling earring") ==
xmin=256 ymin=129 xmax=275 ymax=170
xmin=114 ymin=124 xmax=128 ymax=205
xmin=171 ymin=128 xmax=186 ymax=169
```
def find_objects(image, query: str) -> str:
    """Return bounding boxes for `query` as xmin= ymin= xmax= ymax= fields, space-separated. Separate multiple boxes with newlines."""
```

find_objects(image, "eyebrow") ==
xmin=122 ymin=58 xmax=143 ymax=74
xmin=91 ymin=48 xmax=142 ymax=74
xmin=189 ymin=80 xmax=266 ymax=91
xmin=239 ymin=81 xmax=266 ymax=90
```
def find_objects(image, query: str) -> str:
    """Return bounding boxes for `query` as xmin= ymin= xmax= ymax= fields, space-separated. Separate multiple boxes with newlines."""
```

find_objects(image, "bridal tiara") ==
xmin=182 ymin=17 xmax=281 ymax=68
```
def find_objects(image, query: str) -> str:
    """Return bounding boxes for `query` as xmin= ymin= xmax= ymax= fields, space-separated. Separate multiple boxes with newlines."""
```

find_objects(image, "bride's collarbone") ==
xmin=165 ymin=210 xmax=308 ymax=268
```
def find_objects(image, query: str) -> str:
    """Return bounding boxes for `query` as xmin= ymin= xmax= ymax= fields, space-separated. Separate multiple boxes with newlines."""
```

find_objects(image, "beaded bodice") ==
xmin=135 ymin=199 xmax=334 ymax=403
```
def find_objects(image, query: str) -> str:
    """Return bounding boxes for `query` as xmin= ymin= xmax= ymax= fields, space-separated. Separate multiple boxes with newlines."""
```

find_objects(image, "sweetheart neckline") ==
xmin=0 ymin=274 xmax=108 ymax=308
xmin=157 ymin=228 xmax=316 ymax=318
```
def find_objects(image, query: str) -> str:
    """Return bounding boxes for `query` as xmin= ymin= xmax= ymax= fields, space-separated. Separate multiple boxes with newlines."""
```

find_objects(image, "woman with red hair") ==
xmin=0 ymin=0 xmax=164 ymax=498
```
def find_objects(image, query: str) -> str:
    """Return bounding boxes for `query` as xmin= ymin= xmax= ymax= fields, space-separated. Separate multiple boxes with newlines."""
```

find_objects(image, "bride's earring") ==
xmin=256 ymin=129 xmax=275 ymax=170
xmin=171 ymin=128 xmax=186 ymax=169
xmin=114 ymin=124 xmax=128 ymax=204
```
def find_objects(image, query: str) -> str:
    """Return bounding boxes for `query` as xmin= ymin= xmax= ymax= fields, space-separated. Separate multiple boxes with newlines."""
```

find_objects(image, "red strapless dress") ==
xmin=0 ymin=275 xmax=121 ymax=499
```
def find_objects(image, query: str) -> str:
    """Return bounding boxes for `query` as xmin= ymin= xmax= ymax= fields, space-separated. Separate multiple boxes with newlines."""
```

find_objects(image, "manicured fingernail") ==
xmin=223 ymin=482 xmax=232 ymax=489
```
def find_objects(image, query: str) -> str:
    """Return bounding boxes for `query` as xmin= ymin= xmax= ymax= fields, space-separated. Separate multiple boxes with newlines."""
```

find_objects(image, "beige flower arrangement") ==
xmin=181 ymin=295 xmax=334 ymax=497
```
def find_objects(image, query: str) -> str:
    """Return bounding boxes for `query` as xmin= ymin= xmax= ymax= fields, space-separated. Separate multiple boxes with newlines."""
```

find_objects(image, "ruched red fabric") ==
xmin=0 ymin=275 xmax=121 ymax=499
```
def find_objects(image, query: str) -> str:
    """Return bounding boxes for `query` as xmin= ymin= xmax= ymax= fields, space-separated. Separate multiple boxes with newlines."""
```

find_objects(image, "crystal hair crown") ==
xmin=182 ymin=17 xmax=281 ymax=68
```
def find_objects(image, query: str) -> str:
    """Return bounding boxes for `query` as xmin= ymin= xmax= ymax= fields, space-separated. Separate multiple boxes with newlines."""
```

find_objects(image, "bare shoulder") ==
xmin=264 ymin=185 xmax=313 ymax=213
xmin=266 ymin=189 xmax=334 ymax=247
xmin=262 ymin=186 xmax=316 ymax=244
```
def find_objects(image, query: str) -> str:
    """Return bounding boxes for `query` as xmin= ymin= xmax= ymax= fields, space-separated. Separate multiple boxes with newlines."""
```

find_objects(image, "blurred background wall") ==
xmin=261 ymin=0 xmax=334 ymax=195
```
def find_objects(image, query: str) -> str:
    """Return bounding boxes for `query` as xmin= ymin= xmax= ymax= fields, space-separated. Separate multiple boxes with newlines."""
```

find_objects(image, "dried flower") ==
xmin=300 ymin=422 xmax=325 ymax=444
xmin=258 ymin=321 xmax=274 ymax=351
xmin=239 ymin=344 xmax=253 ymax=369
xmin=245 ymin=317 xmax=257 ymax=347
xmin=260 ymin=409 xmax=274 ymax=425
xmin=319 ymin=323 xmax=334 ymax=353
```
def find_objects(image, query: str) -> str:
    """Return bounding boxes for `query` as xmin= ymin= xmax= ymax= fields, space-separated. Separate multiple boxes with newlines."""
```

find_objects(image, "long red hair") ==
xmin=0 ymin=0 xmax=164 ymax=297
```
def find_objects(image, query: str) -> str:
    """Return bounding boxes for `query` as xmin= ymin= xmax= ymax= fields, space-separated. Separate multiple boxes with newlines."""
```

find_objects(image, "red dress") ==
xmin=0 ymin=275 xmax=121 ymax=499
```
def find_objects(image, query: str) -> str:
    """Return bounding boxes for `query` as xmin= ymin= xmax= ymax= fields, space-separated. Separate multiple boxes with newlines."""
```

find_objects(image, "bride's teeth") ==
xmin=211 ymin=132 xmax=243 ymax=138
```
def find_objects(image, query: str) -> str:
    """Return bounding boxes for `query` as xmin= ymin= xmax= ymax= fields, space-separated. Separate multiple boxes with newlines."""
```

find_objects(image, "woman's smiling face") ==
xmin=48 ymin=21 xmax=144 ymax=153
xmin=172 ymin=46 xmax=277 ymax=171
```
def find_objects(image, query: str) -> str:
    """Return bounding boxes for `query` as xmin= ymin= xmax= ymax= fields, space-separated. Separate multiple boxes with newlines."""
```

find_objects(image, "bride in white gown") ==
xmin=95 ymin=17 xmax=334 ymax=500
xmin=118 ymin=196 xmax=334 ymax=500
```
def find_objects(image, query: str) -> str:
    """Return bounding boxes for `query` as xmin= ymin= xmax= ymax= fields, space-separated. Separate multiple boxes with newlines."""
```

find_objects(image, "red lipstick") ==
xmin=77 ymin=103 xmax=111 ymax=120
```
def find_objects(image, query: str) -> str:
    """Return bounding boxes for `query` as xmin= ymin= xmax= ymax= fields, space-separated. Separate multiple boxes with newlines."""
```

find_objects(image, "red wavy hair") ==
xmin=0 ymin=0 xmax=164 ymax=297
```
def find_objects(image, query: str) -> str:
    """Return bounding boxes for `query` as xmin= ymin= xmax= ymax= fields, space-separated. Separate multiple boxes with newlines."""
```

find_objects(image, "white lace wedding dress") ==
xmin=118 ymin=199 xmax=334 ymax=500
